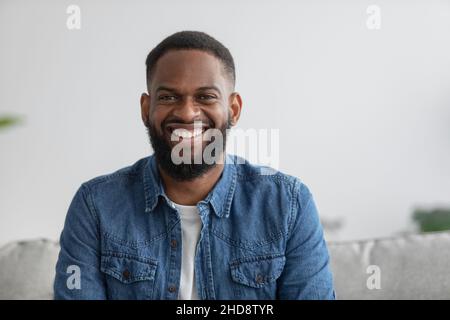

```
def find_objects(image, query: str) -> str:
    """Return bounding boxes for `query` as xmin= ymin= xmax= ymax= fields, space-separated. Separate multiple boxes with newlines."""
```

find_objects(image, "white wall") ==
xmin=1 ymin=0 xmax=450 ymax=245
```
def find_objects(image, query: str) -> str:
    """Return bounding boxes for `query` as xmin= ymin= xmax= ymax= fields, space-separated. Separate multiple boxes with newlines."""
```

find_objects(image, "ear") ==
xmin=229 ymin=92 xmax=243 ymax=126
xmin=140 ymin=93 xmax=150 ymax=127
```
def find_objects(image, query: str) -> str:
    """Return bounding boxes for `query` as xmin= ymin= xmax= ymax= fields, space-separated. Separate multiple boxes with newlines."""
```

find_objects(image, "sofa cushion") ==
xmin=328 ymin=231 xmax=450 ymax=299
xmin=0 ymin=238 xmax=59 ymax=299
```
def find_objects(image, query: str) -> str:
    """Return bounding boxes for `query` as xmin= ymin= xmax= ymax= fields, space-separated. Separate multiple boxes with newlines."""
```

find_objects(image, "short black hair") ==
xmin=145 ymin=31 xmax=235 ymax=89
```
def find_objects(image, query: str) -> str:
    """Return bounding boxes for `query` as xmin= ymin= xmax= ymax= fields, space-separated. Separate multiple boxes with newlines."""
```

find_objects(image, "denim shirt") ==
xmin=54 ymin=154 xmax=335 ymax=300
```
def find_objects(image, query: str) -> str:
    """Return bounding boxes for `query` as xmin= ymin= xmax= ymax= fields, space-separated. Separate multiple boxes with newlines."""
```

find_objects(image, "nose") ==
xmin=172 ymin=96 xmax=201 ymax=122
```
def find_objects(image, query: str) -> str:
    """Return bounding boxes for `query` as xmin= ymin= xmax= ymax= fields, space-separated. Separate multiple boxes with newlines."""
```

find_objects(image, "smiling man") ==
xmin=54 ymin=31 xmax=335 ymax=300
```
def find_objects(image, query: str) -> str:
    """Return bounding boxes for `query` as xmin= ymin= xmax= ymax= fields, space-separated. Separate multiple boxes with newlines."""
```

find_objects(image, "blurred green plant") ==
xmin=413 ymin=208 xmax=450 ymax=232
xmin=0 ymin=115 xmax=22 ymax=130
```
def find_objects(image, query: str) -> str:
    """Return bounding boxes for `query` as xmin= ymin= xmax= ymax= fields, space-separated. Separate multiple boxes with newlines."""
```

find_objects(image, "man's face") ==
xmin=141 ymin=49 xmax=241 ymax=181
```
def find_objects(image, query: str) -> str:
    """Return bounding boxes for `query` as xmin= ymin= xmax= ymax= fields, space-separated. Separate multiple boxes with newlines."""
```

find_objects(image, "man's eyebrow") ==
xmin=196 ymin=86 xmax=222 ymax=93
xmin=155 ymin=85 xmax=222 ymax=94
xmin=155 ymin=86 xmax=178 ymax=93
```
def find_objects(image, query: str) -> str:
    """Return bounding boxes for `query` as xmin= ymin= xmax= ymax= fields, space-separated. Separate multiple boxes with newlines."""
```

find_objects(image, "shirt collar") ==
xmin=143 ymin=154 xmax=237 ymax=218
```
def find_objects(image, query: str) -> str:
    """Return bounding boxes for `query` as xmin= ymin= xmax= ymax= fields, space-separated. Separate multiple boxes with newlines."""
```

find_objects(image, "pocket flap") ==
xmin=100 ymin=253 xmax=157 ymax=284
xmin=230 ymin=253 xmax=286 ymax=288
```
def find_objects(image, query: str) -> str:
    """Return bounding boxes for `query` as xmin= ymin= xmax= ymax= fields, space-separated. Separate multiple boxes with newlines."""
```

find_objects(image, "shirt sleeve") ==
xmin=276 ymin=180 xmax=336 ymax=300
xmin=53 ymin=184 xmax=107 ymax=299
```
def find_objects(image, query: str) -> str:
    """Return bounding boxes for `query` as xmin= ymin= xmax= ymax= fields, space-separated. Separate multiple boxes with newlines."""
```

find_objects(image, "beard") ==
xmin=146 ymin=117 xmax=231 ymax=181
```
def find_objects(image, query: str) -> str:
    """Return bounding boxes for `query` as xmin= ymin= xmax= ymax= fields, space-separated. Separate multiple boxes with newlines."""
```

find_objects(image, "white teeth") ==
xmin=173 ymin=129 xmax=203 ymax=139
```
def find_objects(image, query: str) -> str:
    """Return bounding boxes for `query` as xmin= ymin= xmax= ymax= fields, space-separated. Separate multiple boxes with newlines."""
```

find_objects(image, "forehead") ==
xmin=150 ymin=49 xmax=229 ymax=92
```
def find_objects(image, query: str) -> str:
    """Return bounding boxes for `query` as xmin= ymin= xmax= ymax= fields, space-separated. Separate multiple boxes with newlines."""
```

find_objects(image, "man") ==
xmin=54 ymin=31 xmax=335 ymax=300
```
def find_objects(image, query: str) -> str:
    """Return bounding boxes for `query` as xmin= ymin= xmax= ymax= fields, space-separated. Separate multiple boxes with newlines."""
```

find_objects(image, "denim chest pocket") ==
xmin=229 ymin=253 xmax=286 ymax=299
xmin=100 ymin=253 xmax=158 ymax=300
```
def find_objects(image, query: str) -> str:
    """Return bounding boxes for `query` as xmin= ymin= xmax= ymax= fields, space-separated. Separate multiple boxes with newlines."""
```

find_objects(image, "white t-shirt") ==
xmin=172 ymin=202 xmax=202 ymax=300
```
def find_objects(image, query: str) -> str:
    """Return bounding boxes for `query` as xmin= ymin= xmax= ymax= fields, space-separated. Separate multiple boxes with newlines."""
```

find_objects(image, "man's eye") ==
xmin=158 ymin=95 xmax=177 ymax=101
xmin=197 ymin=94 xmax=216 ymax=101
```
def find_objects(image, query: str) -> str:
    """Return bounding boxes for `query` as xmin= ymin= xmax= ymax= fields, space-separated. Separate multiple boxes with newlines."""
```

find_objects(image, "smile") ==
xmin=165 ymin=122 xmax=210 ymax=141
xmin=172 ymin=128 xmax=204 ymax=139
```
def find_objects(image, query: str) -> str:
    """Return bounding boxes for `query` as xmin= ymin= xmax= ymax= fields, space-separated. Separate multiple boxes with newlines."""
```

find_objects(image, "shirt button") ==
xmin=170 ymin=239 xmax=177 ymax=248
xmin=256 ymin=274 xmax=264 ymax=284
xmin=122 ymin=269 xmax=131 ymax=280
xmin=168 ymin=285 xmax=177 ymax=293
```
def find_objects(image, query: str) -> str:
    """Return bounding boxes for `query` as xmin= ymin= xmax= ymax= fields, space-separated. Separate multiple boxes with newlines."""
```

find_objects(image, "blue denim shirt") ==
xmin=54 ymin=154 xmax=335 ymax=300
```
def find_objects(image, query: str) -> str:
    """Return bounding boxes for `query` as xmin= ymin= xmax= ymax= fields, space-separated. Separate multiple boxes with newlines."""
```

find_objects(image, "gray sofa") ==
xmin=1 ymin=231 xmax=449 ymax=299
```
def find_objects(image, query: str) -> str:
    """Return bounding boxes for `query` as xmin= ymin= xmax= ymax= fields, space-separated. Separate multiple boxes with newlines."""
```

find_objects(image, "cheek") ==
xmin=205 ymin=103 xmax=229 ymax=127
xmin=149 ymin=107 xmax=169 ymax=132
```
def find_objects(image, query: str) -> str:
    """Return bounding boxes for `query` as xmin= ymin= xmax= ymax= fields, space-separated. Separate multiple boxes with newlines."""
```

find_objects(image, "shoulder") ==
xmin=80 ymin=157 xmax=148 ymax=194
xmin=229 ymin=154 xmax=313 ymax=210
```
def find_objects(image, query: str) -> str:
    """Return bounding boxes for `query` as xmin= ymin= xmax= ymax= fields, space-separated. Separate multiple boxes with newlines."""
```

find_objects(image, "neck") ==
xmin=158 ymin=157 xmax=225 ymax=206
